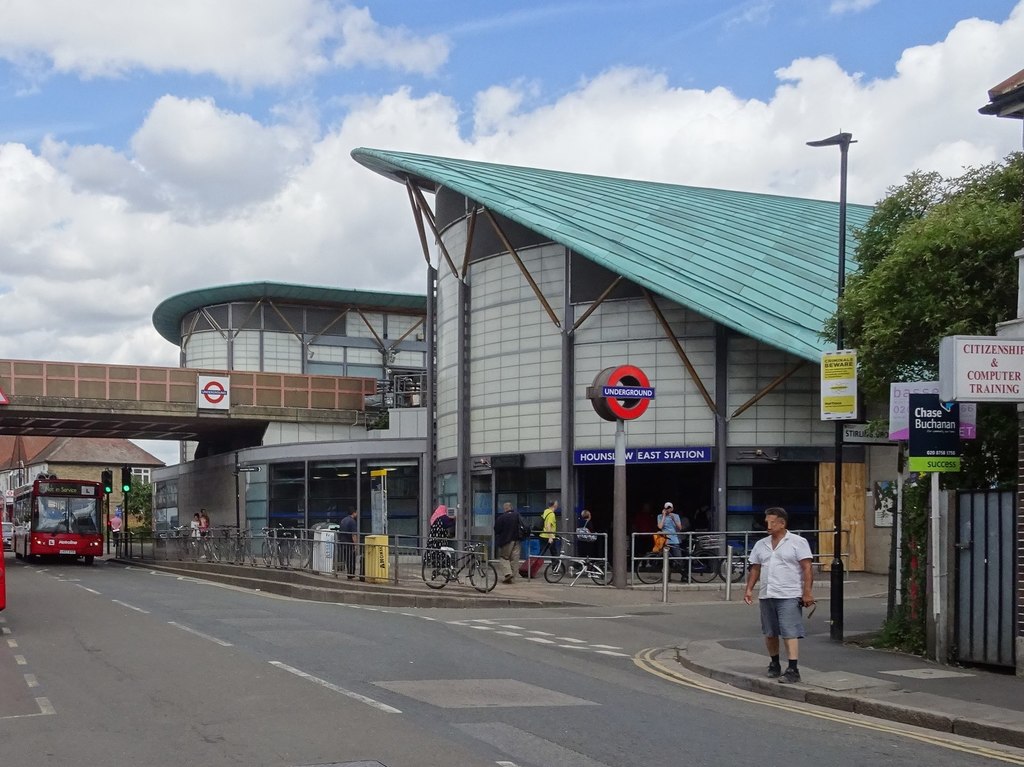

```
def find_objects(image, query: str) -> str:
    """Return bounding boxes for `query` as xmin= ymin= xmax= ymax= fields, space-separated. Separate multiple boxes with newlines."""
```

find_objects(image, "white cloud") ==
xmin=332 ymin=6 xmax=448 ymax=74
xmin=0 ymin=4 xmax=1022 ymax=372
xmin=829 ymin=0 xmax=880 ymax=14
xmin=0 ymin=1 xmax=448 ymax=87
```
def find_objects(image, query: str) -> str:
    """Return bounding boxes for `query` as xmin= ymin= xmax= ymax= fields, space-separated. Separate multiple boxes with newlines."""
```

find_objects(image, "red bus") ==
xmin=13 ymin=477 xmax=104 ymax=565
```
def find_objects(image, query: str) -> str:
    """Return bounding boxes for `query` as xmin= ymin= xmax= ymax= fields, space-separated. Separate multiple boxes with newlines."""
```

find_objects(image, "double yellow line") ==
xmin=634 ymin=648 xmax=1024 ymax=764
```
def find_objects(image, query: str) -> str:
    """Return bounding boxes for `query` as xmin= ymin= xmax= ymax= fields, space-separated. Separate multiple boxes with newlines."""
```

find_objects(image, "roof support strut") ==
xmin=483 ymin=208 xmax=561 ymax=329
xmin=405 ymin=181 xmax=433 ymax=267
xmin=408 ymin=182 xmax=461 ymax=280
xmin=460 ymin=206 xmax=478 ymax=279
xmin=644 ymin=290 xmax=717 ymax=415
xmin=730 ymin=360 xmax=807 ymax=420
xmin=571 ymin=275 xmax=623 ymax=334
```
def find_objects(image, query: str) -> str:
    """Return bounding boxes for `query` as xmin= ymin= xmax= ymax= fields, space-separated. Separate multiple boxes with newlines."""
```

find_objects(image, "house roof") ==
xmin=979 ymin=68 xmax=1024 ymax=119
xmin=351 ymin=149 xmax=875 ymax=362
xmin=153 ymin=281 xmax=427 ymax=346
xmin=0 ymin=437 xmax=164 ymax=470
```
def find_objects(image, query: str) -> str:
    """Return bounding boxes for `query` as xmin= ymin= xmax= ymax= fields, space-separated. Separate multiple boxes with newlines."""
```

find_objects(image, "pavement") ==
xmin=107 ymin=554 xmax=1024 ymax=749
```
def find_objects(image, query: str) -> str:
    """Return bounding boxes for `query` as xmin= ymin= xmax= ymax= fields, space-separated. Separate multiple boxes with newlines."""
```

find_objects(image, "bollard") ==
xmin=725 ymin=546 xmax=733 ymax=602
xmin=661 ymin=547 xmax=669 ymax=603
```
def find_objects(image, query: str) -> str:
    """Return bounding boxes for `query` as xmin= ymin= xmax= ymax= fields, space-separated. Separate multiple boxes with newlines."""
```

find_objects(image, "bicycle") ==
xmin=634 ymin=536 xmax=720 ymax=584
xmin=421 ymin=542 xmax=498 ymax=593
xmin=261 ymin=526 xmax=297 ymax=568
xmin=544 ymin=554 xmax=612 ymax=586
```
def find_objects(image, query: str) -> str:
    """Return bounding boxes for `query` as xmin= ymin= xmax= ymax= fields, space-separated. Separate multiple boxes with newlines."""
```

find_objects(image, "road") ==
xmin=2 ymin=553 xmax=1021 ymax=767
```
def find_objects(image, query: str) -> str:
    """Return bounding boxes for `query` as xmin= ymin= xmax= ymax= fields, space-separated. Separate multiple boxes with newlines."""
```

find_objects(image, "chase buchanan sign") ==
xmin=907 ymin=394 xmax=960 ymax=473
xmin=939 ymin=335 xmax=1024 ymax=403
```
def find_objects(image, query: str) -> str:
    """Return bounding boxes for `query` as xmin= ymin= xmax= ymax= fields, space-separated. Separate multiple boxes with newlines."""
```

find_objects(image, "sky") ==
xmin=0 ymin=0 xmax=1022 ymax=466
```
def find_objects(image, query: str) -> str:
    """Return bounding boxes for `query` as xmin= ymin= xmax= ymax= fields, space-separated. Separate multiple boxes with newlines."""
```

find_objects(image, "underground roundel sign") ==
xmin=197 ymin=374 xmax=231 ymax=411
xmin=588 ymin=365 xmax=655 ymax=421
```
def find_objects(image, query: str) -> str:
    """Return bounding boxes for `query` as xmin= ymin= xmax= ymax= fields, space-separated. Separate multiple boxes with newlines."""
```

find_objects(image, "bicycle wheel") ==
xmin=287 ymin=539 xmax=311 ymax=569
xmin=589 ymin=563 xmax=612 ymax=586
xmin=422 ymin=555 xmax=449 ymax=589
xmin=689 ymin=549 xmax=719 ymax=583
xmin=469 ymin=560 xmax=498 ymax=593
xmin=206 ymin=539 xmax=222 ymax=563
xmin=544 ymin=559 xmax=566 ymax=583
xmin=719 ymin=552 xmax=747 ymax=583
xmin=261 ymin=539 xmax=274 ymax=567
xmin=634 ymin=552 xmax=666 ymax=585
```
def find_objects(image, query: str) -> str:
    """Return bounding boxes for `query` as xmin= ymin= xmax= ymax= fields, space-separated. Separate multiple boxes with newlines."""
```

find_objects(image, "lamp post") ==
xmin=807 ymin=131 xmax=855 ymax=642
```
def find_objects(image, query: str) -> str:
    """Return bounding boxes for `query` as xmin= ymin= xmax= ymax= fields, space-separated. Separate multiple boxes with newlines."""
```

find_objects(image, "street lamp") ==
xmin=807 ymin=131 xmax=855 ymax=642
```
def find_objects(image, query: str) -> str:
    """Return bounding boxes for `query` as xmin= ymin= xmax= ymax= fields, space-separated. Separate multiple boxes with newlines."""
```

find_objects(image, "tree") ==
xmin=125 ymin=479 xmax=154 ymax=530
xmin=839 ymin=153 xmax=1023 ymax=487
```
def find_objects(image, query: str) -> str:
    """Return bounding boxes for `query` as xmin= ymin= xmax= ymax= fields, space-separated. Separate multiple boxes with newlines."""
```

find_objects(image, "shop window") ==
xmin=269 ymin=462 xmax=305 ymax=528
xmin=726 ymin=462 xmax=818 ymax=543
xmin=308 ymin=461 xmax=356 ymax=528
xmin=362 ymin=462 xmax=420 ymax=539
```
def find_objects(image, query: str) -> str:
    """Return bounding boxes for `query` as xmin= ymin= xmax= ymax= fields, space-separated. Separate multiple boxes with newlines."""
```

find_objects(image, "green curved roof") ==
xmin=351 ymin=148 xmax=875 ymax=362
xmin=153 ymin=281 xmax=426 ymax=346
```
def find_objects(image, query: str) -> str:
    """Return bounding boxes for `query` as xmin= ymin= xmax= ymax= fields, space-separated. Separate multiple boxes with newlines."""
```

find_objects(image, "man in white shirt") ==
xmin=743 ymin=507 xmax=814 ymax=684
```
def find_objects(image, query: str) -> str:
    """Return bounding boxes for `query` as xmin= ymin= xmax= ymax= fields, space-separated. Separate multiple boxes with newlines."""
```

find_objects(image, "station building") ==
xmin=150 ymin=283 xmax=430 ymax=538
xmin=351 ymin=149 xmax=892 ymax=570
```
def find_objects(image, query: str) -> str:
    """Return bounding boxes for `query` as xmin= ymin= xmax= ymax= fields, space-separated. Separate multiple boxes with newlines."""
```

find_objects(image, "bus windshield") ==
xmin=35 ymin=497 xmax=100 ymax=534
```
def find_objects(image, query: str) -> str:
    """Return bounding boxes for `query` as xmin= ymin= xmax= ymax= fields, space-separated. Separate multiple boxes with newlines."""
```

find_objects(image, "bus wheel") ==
xmin=84 ymin=556 xmax=95 ymax=565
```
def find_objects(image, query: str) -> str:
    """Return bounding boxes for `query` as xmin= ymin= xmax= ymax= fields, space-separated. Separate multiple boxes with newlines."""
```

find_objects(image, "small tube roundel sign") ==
xmin=588 ymin=365 xmax=655 ymax=421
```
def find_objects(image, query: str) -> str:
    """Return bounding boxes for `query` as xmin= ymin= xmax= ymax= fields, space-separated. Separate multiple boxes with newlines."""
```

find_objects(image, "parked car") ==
xmin=2 ymin=521 xmax=12 ymax=551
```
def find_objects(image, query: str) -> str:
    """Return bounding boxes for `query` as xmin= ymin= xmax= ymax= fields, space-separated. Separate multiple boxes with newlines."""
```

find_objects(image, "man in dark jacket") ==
xmin=494 ymin=502 xmax=523 ymax=584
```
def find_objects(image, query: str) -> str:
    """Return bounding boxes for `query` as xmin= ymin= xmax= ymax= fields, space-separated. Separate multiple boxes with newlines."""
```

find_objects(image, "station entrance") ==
xmin=575 ymin=462 xmax=715 ymax=543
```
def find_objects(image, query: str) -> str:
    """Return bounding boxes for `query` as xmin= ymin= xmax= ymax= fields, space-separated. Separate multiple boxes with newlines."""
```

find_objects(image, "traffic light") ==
xmin=101 ymin=470 xmax=113 ymax=495
xmin=121 ymin=466 xmax=132 ymax=493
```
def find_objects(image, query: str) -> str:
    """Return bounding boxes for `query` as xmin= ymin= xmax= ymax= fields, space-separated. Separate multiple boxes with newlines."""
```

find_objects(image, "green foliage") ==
xmin=126 ymin=479 xmax=153 ymax=530
xmin=874 ymin=477 xmax=929 ymax=655
xmin=840 ymin=153 xmax=1023 ymax=487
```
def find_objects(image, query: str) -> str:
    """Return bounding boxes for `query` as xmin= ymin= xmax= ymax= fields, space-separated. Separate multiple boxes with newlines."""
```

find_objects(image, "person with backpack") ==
xmin=539 ymin=499 xmax=561 ymax=558
xmin=494 ymin=502 xmax=524 ymax=583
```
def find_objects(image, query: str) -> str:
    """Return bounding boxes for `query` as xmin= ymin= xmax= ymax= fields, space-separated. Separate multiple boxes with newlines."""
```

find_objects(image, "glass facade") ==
xmin=178 ymin=300 xmax=425 ymax=379
xmin=726 ymin=462 xmax=818 ymax=539
xmin=308 ymin=460 xmax=357 ymax=527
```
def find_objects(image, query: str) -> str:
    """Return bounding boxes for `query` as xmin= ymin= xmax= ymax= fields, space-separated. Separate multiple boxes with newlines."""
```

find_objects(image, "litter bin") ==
xmin=364 ymin=534 xmax=389 ymax=583
xmin=313 ymin=528 xmax=337 ymax=575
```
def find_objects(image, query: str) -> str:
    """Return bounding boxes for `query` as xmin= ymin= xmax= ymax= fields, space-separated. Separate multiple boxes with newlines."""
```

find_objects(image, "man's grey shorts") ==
xmin=759 ymin=598 xmax=805 ymax=639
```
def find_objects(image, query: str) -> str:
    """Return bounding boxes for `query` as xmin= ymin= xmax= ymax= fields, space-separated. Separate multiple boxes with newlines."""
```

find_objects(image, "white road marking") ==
xmin=524 ymin=637 xmax=555 ymax=644
xmin=14 ymin=655 xmax=26 ymax=665
xmin=595 ymin=650 xmax=631 ymax=658
xmin=590 ymin=644 xmax=622 ymax=650
xmin=1 ymin=627 xmax=10 ymax=635
xmin=74 ymin=584 xmax=101 ymax=595
xmin=557 ymin=637 xmax=587 ymax=643
xmin=167 ymin=622 xmax=233 ymax=647
xmin=111 ymin=599 xmax=150 ymax=614
xmin=24 ymin=674 xmax=38 ymax=688
xmin=498 ymin=624 xmax=525 ymax=630
xmin=469 ymin=625 xmax=493 ymax=631
xmin=560 ymin=645 xmax=591 ymax=650
xmin=36 ymin=698 xmax=55 ymax=715
xmin=525 ymin=630 xmax=553 ymax=636
xmin=7 ymin=639 xmax=17 ymax=648
xmin=268 ymin=661 xmax=401 ymax=714
xmin=497 ymin=762 xmax=520 ymax=766
xmin=496 ymin=631 xmax=522 ymax=637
